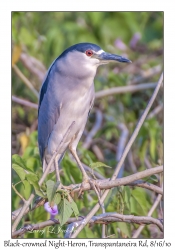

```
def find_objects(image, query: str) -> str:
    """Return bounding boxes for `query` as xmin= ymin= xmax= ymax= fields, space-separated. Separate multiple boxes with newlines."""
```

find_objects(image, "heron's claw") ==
xmin=78 ymin=177 xmax=102 ymax=205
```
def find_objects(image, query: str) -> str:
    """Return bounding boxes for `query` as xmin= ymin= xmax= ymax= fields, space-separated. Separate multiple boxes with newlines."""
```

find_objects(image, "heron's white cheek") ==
xmin=96 ymin=49 xmax=104 ymax=55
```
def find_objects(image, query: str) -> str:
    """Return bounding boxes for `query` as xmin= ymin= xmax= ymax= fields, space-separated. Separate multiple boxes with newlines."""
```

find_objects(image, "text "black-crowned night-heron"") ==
xmin=38 ymin=43 xmax=131 ymax=192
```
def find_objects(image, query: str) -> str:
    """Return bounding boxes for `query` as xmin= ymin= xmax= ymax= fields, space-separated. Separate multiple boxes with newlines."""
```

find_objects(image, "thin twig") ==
xmin=20 ymin=52 xmax=46 ymax=82
xmin=116 ymin=123 xmax=129 ymax=178
xmin=92 ymin=145 xmax=104 ymax=161
xmin=92 ymin=138 xmax=116 ymax=152
xmin=12 ymin=184 xmax=26 ymax=203
xmin=12 ymin=95 xmax=38 ymax=109
xmin=127 ymin=150 xmax=137 ymax=173
xmin=55 ymin=158 xmax=61 ymax=182
xmin=144 ymin=156 xmax=153 ymax=169
xmin=128 ymin=65 xmax=162 ymax=85
xmin=82 ymin=163 xmax=105 ymax=180
xmin=147 ymin=103 xmax=163 ymax=119
xmin=12 ymin=64 xmax=39 ymax=99
xmin=95 ymin=82 xmax=157 ymax=99
xmin=128 ymin=181 xmax=163 ymax=195
xmin=71 ymin=73 xmax=163 ymax=238
xmin=101 ymin=191 xmax=106 ymax=238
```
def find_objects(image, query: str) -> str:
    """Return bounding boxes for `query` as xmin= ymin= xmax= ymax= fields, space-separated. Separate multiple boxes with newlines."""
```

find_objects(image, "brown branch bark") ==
xmin=95 ymin=82 xmax=157 ymax=99
xmin=20 ymin=53 xmax=46 ymax=82
xmin=12 ymin=64 xmax=39 ymax=99
xmin=12 ymin=212 xmax=163 ymax=238
xmin=12 ymin=95 xmax=38 ymax=109
xmin=67 ymin=165 xmax=163 ymax=193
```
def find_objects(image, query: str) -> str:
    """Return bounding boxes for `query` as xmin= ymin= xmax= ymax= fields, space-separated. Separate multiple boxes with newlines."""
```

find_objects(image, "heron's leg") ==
xmin=69 ymin=145 xmax=102 ymax=201
xmin=54 ymin=154 xmax=72 ymax=191
xmin=69 ymin=147 xmax=89 ymax=181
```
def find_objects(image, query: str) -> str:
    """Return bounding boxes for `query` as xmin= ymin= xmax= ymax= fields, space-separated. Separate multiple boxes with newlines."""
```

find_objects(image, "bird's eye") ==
xmin=85 ymin=50 xmax=93 ymax=57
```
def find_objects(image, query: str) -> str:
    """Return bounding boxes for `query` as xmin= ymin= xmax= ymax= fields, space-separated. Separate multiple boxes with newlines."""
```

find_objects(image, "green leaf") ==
xmin=46 ymin=180 xmax=54 ymax=204
xmin=22 ymin=147 xmax=34 ymax=159
xmin=70 ymin=200 xmax=79 ymax=218
xmin=89 ymin=161 xmax=111 ymax=169
xmin=46 ymin=180 xmax=60 ymax=205
xmin=124 ymin=186 xmax=131 ymax=213
xmin=79 ymin=226 xmax=97 ymax=238
xmin=22 ymin=180 xmax=32 ymax=200
xmin=35 ymin=189 xmax=46 ymax=198
xmin=54 ymin=193 xmax=61 ymax=205
xmin=26 ymin=172 xmax=38 ymax=182
xmin=26 ymin=157 xmax=40 ymax=172
xmin=25 ymin=172 xmax=46 ymax=198
xmin=148 ymin=175 xmax=159 ymax=183
xmin=58 ymin=198 xmax=73 ymax=226
xmin=25 ymin=173 xmax=43 ymax=196
xmin=63 ymin=157 xmax=82 ymax=183
xmin=12 ymin=154 xmax=26 ymax=169
xmin=12 ymin=164 xmax=26 ymax=181
xmin=117 ymin=222 xmax=131 ymax=238
xmin=150 ymin=137 xmax=156 ymax=160
xmin=131 ymin=188 xmax=150 ymax=215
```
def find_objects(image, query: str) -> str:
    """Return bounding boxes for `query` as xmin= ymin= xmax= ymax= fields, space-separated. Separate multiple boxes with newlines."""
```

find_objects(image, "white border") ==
xmin=0 ymin=1 xmax=175 ymax=249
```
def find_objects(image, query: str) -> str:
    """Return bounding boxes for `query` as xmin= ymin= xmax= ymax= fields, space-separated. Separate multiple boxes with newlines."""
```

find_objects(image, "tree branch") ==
xmin=128 ymin=181 xmax=163 ymax=195
xmin=12 ymin=95 xmax=38 ymax=109
xmin=12 ymin=212 xmax=163 ymax=238
xmin=116 ymin=123 xmax=129 ymax=178
xmin=12 ymin=64 xmax=39 ymax=99
xmin=20 ymin=52 xmax=46 ymax=82
xmin=66 ymin=165 xmax=163 ymax=193
xmin=12 ymin=184 xmax=26 ymax=202
xmin=95 ymin=82 xmax=157 ymax=99
xmin=147 ymin=103 xmax=163 ymax=119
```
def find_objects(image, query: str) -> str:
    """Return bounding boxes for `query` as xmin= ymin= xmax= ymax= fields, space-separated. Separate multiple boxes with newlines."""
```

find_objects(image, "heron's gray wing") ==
xmin=38 ymin=64 xmax=60 ymax=161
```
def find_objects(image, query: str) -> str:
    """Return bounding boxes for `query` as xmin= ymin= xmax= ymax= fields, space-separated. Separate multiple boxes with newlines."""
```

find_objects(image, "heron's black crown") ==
xmin=59 ymin=43 xmax=102 ymax=59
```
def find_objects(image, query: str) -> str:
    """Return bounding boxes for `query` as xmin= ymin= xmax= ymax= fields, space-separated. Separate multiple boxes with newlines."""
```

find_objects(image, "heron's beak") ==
xmin=97 ymin=52 xmax=132 ymax=64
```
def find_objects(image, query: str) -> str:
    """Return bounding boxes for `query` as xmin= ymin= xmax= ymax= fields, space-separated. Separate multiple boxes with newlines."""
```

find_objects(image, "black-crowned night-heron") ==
xmin=38 ymin=43 xmax=131 ymax=191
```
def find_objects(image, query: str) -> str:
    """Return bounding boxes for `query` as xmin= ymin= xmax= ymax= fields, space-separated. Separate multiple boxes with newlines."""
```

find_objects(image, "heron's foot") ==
xmin=58 ymin=183 xmax=73 ymax=193
xmin=78 ymin=177 xmax=88 ymax=198
xmin=60 ymin=184 xmax=72 ymax=190
xmin=78 ymin=177 xmax=102 ymax=204
xmin=58 ymin=183 xmax=76 ymax=198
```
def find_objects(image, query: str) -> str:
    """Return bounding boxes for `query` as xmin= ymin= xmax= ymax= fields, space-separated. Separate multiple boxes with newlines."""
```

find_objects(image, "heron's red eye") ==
xmin=85 ymin=50 xmax=93 ymax=57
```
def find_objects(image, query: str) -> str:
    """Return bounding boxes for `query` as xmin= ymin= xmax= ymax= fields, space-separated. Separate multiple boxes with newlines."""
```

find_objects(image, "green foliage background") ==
xmin=12 ymin=12 xmax=163 ymax=238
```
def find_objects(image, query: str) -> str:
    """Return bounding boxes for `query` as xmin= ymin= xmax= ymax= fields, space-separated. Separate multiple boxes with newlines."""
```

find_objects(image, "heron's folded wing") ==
xmin=38 ymin=66 xmax=60 ymax=161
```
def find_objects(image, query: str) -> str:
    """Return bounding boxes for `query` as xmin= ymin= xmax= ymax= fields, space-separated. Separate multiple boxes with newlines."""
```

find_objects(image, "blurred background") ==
xmin=12 ymin=12 xmax=163 ymax=238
